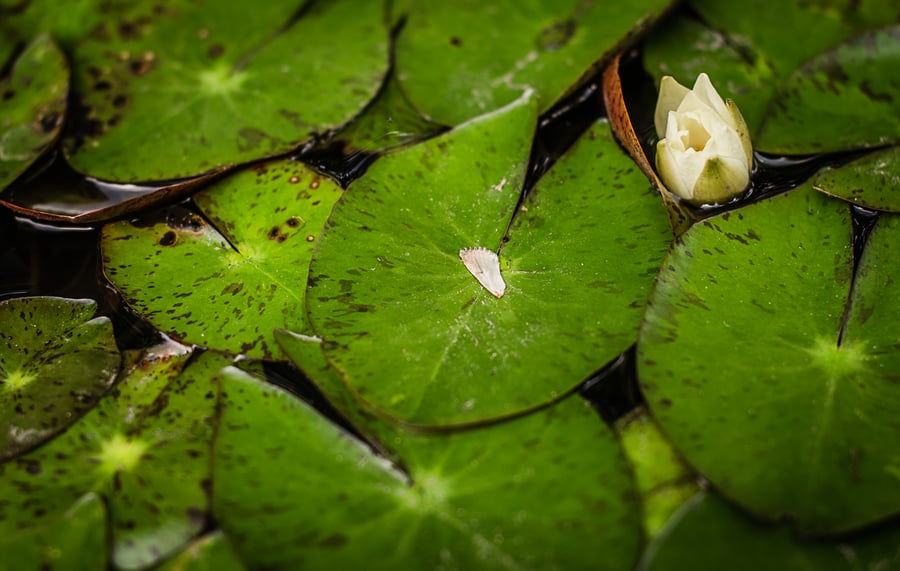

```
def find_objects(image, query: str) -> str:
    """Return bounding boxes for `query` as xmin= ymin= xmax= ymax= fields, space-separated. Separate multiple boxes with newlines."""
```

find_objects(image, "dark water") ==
xmin=0 ymin=46 xmax=882 ymax=426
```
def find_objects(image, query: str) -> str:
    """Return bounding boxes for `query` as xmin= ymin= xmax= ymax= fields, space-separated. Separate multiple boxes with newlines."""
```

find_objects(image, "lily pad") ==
xmin=394 ymin=0 xmax=675 ymax=126
xmin=0 ymin=296 xmax=119 ymax=461
xmin=156 ymin=532 xmax=246 ymax=571
xmin=0 ymin=34 xmax=69 ymax=191
xmin=64 ymin=0 xmax=389 ymax=181
xmin=102 ymin=158 xmax=343 ymax=359
xmin=0 ymin=346 xmax=221 ymax=570
xmin=813 ymin=146 xmax=900 ymax=212
xmin=638 ymin=491 xmax=900 ymax=571
xmin=0 ymin=0 xmax=132 ymax=55
xmin=214 ymin=365 xmax=640 ymax=570
xmin=639 ymin=186 xmax=900 ymax=533
xmin=307 ymin=94 xmax=672 ymax=427
xmin=644 ymin=1 xmax=900 ymax=152
xmin=0 ymin=493 xmax=108 ymax=571
xmin=615 ymin=407 xmax=698 ymax=539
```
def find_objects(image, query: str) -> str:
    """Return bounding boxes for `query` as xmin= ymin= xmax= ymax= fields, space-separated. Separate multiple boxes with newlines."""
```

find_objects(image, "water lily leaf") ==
xmin=0 ymin=296 xmax=119 ymax=461
xmin=0 ymin=34 xmax=68 ymax=192
xmin=813 ymin=146 xmax=900 ymax=212
xmin=639 ymin=185 xmax=900 ymax=533
xmin=0 ymin=493 xmax=108 ymax=571
xmin=308 ymin=94 xmax=671 ymax=427
xmin=757 ymin=26 xmax=900 ymax=153
xmin=615 ymin=407 xmax=698 ymax=540
xmin=394 ymin=0 xmax=675 ymax=126
xmin=102 ymin=159 xmax=342 ymax=359
xmin=637 ymin=491 xmax=900 ymax=571
xmin=214 ymin=366 xmax=640 ymax=570
xmin=156 ymin=532 xmax=246 ymax=571
xmin=0 ymin=346 xmax=222 ymax=570
xmin=0 ymin=0 xmax=132 ymax=55
xmin=333 ymin=71 xmax=444 ymax=155
xmin=64 ymin=0 xmax=389 ymax=182
xmin=644 ymin=1 xmax=900 ymax=152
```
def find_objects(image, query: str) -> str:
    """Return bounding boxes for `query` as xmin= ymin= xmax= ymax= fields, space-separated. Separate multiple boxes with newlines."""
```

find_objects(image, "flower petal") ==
xmin=691 ymin=73 xmax=735 ymax=130
xmin=654 ymin=76 xmax=691 ymax=139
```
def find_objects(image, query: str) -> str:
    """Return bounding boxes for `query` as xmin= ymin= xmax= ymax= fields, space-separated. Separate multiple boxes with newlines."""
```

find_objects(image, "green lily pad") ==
xmin=333 ymin=71 xmax=444 ymax=154
xmin=394 ymin=0 xmax=675 ymax=126
xmin=64 ymin=0 xmax=389 ymax=182
xmin=0 ymin=34 xmax=69 ymax=191
xmin=0 ymin=493 xmax=108 ymax=571
xmin=644 ymin=1 xmax=900 ymax=152
xmin=0 ymin=0 xmax=132 ymax=55
xmin=638 ymin=491 xmax=900 ymax=571
xmin=615 ymin=407 xmax=698 ymax=540
xmin=813 ymin=146 xmax=900 ymax=212
xmin=102 ymin=158 xmax=343 ymax=359
xmin=0 ymin=346 xmax=221 ymax=570
xmin=156 ymin=532 xmax=246 ymax=571
xmin=307 ymin=95 xmax=671 ymax=427
xmin=0 ymin=296 xmax=119 ymax=461
xmin=214 ymin=366 xmax=640 ymax=570
xmin=639 ymin=186 xmax=900 ymax=533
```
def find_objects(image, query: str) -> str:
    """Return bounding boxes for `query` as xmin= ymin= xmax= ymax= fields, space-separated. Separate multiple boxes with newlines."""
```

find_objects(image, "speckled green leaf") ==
xmin=639 ymin=186 xmax=900 ymax=533
xmin=0 ymin=35 xmax=68 ymax=191
xmin=214 ymin=366 xmax=640 ymax=570
xmin=102 ymin=159 xmax=342 ymax=359
xmin=638 ymin=491 xmax=900 ymax=571
xmin=813 ymin=147 xmax=900 ymax=212
xmin=0 ymin=346 xmax=222 ymax=570
xmin=394 ymin=0 xmax=674 ymax=126
xmin=334 ymin=71 xmax=443 ymax=154
xmin=615 ymin=407 xmax=698 ymax=540
xmin=156 ymin=532 xmax=246 ymax=571
xmin=0 ymin=296 xmax=119 ymax=461
xmin=757 ymin=26 xmax=900 ymax=153
xmin=0 ymin=493 xmax=107 ymax=571
xmin=64 ymin=0 xmax=389 ymax=182
xmin=644 ymin=0 xmax=900 ymax=151
xmin=308 ymin=96 xmax=671 ymax=427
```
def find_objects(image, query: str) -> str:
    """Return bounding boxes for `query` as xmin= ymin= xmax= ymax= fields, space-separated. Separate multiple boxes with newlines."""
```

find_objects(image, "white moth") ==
xmin=459 ymin=247 xmax=506 ymax=298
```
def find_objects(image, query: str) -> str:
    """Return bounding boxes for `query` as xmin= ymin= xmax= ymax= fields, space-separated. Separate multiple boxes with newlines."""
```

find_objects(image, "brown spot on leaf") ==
xmin=159 ymin=231 xmax=177 ymax=246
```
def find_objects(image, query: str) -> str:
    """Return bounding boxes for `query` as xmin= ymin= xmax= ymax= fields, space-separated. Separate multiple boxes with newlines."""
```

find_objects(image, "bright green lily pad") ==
xmin=64 ymin=0 xmax=389 ymax=181
xmin=102 ymin=158 xmax=343 ymax=359
xmin=156 ymin=532 xmax=246 ymax=571
xmin=639 ymin=186 xmax=900 ymax=533
xmin=394 ymin=0 xmax=675 ymax=126
xmin=214 ymin=366 xmax=640 ymax=570
xmin=615 ymin=407 xmax=698 ymax=540
xmin=0 ymin=493 xmax=108 ymax=571
xmin=307 ymin=95 xmax=671 ymax=427
xmin=0 ymin=296 xmax=119 ymax=461
xmin=638 ymin=491 xmax=900 ymax=571
xmin=813 ymin=146 xmax=900 ymax=212
xmin=0 ymin=34 xmax=69 ymax=191
xmin=644 ymin=1 xmax=900 ymax=152
xmin=0 ymin=346 xmax=222 ymax=570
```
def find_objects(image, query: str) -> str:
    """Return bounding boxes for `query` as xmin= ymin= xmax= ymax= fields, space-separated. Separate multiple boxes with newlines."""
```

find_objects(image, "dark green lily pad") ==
xmin=638 ymin=491 xmax=900 ymax=571
xmin=813 ymin=146 xmax=900 ymax=212
xmin=0 ymin=493 xmax=108 ymax=571
xmin=308 ymin=95 xmax=671 ymax=427
xmin=644 ymin=1 xmax=900 ymax=152
xmin=0 ymin=296 xmax=119 ymax=461
xmin=0 ymin=34 xmax=68 ymax=191
xmin=156 ymin=532 xmax=246 ymax=571
xmin=64 ymin=0 xmax=389 ymax=181
xmin=0 ymin=0 xmax=132 ymax=55
xmin=214 ymin=366 xmax=640 ymax=570
xmin=616 ymin=407 xmax=698 ymax=539
xmin=102 ymin=158 xmax=342 ymax=359
xmin=0 ymin=346 xmax=221 ymax=570
xmin=639 ymin=186 xmax=900 ymax=533
xmin=394 ymin=0 xmax=675 ymax=125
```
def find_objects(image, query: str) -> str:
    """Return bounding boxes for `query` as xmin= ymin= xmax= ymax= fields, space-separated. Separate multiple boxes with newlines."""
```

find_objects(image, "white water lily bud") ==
xmin=654 ymin=73 xmax=752 ymax=205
